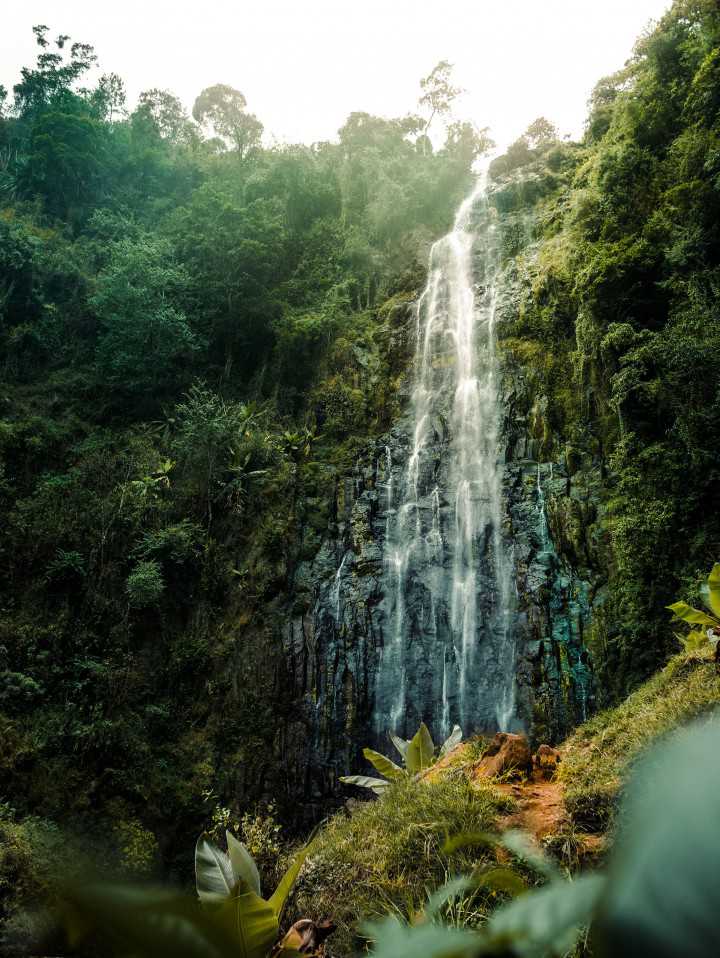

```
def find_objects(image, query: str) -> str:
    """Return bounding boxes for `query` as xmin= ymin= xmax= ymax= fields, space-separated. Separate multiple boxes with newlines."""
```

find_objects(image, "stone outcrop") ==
xmin=471 ymin=732 xmax=533 ymax=780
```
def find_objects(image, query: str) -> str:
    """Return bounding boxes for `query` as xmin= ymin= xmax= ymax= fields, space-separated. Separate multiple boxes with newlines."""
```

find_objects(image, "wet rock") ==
xmin=279 ymin=175 xmax=603 ymax=813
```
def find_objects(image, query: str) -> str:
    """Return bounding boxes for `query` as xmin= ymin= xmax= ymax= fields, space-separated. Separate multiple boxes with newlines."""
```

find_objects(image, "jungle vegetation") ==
xmin=1 ymin=0 xmax=720 ymax=950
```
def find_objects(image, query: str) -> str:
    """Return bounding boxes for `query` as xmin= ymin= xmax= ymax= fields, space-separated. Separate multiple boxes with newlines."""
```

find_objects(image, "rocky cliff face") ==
xmin=282 ymin=172 xmax=604 ymax=806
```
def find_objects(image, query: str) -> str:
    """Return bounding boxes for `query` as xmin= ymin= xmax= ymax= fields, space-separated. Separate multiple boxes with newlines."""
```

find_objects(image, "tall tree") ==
xmin=13 ymin=25 xmax=96 ymax=116
xmin=92 ymin=73 xmax=127 ymax=122
xmin=524 ymin=116 xmax=558 ymax=148
xmin=135 ymin=88 xmax=197 ymax=145
xmin=418 ymin=60 xmax=462 ymax=148
xmin=192 ymin=84 xmax=263 ymax=159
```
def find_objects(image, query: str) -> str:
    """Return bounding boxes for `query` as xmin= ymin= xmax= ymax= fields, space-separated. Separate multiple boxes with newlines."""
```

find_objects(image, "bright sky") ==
xmin=2 ymin=0 xmax=672 ymax=149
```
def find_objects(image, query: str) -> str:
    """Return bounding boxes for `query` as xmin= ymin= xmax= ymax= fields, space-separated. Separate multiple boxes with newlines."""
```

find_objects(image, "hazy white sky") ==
xmin=2 ymin=0 xmax=672 ymax=149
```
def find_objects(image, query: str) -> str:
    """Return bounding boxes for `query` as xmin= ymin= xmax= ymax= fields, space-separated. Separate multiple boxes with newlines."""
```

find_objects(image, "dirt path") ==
xmin=492 ymin=777 xmax=605 ymax=864
xmin=496 ymin=780 xmax=567 ymax=839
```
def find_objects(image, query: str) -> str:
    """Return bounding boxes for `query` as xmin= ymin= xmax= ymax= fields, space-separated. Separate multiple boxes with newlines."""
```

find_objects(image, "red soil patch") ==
xmin=496 ymin=780 xmax=567 ymax=839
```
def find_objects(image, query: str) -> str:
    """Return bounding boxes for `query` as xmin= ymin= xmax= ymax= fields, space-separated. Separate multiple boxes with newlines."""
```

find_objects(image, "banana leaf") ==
xmin=389 ymin=733 xmax=410 ymax=762
xmin=339 ymin=774 xmax=390 ymax=795
xmin=439 ymin=724 xmax=463 ymax=756
xmin=363 ymin=747 xmax=405 ymax=781
xmin=216 ymin=881 xmax=278 ymax=958
xmin=701 ymin=563 xmax=720 ymax=617
xmin=406 ymin=722 xmax=435 ymax=774
xmin=593 ymin=719 xmax=720 ymax=957
xmin=195 ymin=835 xmax=236 ymax=905
xmin=485 ymin=873 xmax=606 ymax=957
xmin=666 ymin=601 xmax=718 ymax=628
xmin=58 ymin=882 xmax=240 ymax=958
xmin=363 ymin=915 xmax=480 ymax=958
xmin=268 ymin=843 xmax=311 ymax=918
xmin=226 ymin=832 xmax=261 ymax=896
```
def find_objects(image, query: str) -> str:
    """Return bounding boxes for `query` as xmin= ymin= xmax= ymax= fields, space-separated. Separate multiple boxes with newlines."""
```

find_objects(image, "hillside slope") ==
xmin=288 ymin=649 xmax=720 ymax=955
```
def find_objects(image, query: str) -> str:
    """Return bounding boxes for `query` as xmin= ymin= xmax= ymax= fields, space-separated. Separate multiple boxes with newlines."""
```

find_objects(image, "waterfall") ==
xmin=536 ymin=464 xmax=551 ymax=554
xmin=375 ymin=174 xmax=516 ymax=741
xmin=331 ymin=551 xmax=349 ymax=621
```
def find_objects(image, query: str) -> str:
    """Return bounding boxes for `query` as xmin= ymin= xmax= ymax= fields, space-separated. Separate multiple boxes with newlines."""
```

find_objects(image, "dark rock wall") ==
xmin=281 ymin=176 xmax=605 ymax=806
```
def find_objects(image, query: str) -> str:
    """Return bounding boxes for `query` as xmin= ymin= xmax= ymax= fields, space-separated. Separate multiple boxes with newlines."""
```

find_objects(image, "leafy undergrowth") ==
xmin=559 ymin=649 xmax=720 ymax=829
xmin=291 ymin=776 xmax=515 ymax=955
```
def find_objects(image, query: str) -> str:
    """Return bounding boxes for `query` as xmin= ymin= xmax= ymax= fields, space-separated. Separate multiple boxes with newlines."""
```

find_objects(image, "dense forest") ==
xmin=1 ymin=1 xmax=720 ymax=955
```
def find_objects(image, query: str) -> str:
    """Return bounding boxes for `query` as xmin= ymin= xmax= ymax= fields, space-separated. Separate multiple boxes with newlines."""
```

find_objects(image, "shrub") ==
xmin=126 ymin=560 xmax=164 ymax=609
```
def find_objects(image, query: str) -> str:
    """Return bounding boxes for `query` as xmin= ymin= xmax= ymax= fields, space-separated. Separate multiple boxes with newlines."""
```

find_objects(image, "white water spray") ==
xmin=376 ymin=173 xmax=516 ymax=739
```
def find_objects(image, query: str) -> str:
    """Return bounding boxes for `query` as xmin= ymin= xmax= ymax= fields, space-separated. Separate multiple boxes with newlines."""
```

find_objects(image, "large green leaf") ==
xmin=473 ymin=865 xmax=528 ymax=897
xmin=389 ymin=733 xmax=410 ymax=763
xmin=226 ymin=832 xmax=261 ymax=896
xmin=216 ymin=881 xmax=278 ymax=958
xmin=195 ymin=834 xmax=236 ymax=905
xmin=439 ymin=724 xmax=463 ymax=757
xmin=406 ymin=722 xmax=435 ymax=774
xmin=666 ymin=601 xmax=718 ymax=628
xmin=701 ymin=563 xmax=720 ymax=617
xmin=497 ymin=830 xmax=561 ymax=882
xmin=268 ymin=843 xmax=311 ymax=919
xmin=339 ymin=774 xmax=390 ymax=795
xmin=592 ymin=720 xmax=720 ymax=957
xmin=363 ymin=747 xmax=405 ymax=781
xmin=364 ymin=915 xmax=481 ymax=958
xmin=675 ymin=629 xmax=711 ymax=652
xmin=443 ymin=830 xmax=559 ymax=882
xmin=486 ymin=873 xmax=606 ymax=957
xmin=59 ymin=882 xmax=240 ymax=958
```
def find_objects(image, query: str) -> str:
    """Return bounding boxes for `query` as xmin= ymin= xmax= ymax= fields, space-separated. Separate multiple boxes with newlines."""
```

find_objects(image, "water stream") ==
xmin=375 ymin=174 xmax=516 ymax=741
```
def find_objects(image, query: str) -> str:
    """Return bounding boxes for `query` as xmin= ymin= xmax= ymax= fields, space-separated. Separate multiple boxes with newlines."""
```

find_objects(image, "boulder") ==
xmin=472 ymin=732 xmax=532 ymax=780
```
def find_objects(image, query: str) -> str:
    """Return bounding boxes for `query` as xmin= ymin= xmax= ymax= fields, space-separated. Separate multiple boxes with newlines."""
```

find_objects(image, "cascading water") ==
xmin=375 ymin=173 xmax=516 ymax=741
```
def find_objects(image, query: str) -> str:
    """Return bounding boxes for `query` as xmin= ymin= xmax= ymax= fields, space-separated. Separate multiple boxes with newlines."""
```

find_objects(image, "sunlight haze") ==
xmin=3 ymin=0 xmax=672 ymax=148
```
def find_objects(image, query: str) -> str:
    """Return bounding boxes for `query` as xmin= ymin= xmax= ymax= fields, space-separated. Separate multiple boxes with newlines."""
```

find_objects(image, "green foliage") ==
xmin=56 ymin=882 xmax=243 ymax=958
xmin=340 ymin=723 xmax=463 ymax=793
xmin=192 ymin=85 xmax=263 ymax=159
xmin=126 ymin=559 xmax=165 ymax=609
xmin=362 ymin=719 xmax=720 ymax=958
xmin=112 ymin=817 xmax=160 ymax=875
xmin=418 ymin=60 xmax=463 ymax=143
xmin=667 ymin=563 xmax=720 ymax=651
xmin=488 ymin=0 xmax=720 ymax=695
xmin=194 ymin=831 xmax=310 ymax=958
xmin=4 ymin=4 xmax=719 ymax=945
xmin=91 ymin=236 xmax=202 ymax=394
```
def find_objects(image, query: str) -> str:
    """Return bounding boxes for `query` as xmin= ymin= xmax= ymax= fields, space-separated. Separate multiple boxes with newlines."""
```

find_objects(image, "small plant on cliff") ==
xmin=667 ymin=563 xmax=720 ymax=653
xmin=340 ymin=722 xmax=463 ymax=795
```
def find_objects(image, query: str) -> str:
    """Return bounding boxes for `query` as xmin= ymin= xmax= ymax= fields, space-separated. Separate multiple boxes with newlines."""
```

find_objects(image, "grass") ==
xmin=286 ymin=653 xmax=719 ymax=953
xmin=559 ymin=649 xmax=720 ymax=828
xmin=290 ymin=776 xmax=514 ymax=955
